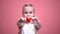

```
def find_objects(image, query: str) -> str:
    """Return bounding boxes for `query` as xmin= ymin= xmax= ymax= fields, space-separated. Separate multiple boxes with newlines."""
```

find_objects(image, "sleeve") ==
xmin=17 ymin=19 xmax=23 ymax=29
xmin=33 ymin=18 xmax=41 ymax=30
xmin=35 ymin=21 xmax=41 ymax=30
xmin=17 ymin=18 xmax=26 ymax=29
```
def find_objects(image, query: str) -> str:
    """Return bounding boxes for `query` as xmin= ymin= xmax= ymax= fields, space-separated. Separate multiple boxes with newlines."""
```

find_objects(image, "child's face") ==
xmin=23 ymin=6 xmax=35 ymax=18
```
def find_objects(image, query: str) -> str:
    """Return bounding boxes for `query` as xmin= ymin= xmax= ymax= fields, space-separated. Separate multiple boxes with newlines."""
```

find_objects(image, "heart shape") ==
xmin=26 ymin=18 xmax=32 ymax=22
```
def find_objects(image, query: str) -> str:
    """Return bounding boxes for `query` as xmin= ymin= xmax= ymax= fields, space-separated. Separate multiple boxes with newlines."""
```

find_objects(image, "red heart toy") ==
xmin=26 ymin=18 xmax=32 ymax=22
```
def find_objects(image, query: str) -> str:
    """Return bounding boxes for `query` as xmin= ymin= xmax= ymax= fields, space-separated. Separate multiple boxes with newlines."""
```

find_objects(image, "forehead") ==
xmin=24 ymin=6 xmax=34 ymax=12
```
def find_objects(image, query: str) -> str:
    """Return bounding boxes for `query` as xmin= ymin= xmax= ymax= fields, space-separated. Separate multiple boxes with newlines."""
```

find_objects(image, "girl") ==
xmin=17 ymin=4 xmax=41 ymax=34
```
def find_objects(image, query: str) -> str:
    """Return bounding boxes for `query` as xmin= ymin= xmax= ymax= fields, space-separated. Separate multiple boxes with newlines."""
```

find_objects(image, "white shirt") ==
xmin=22 ymin=23 xmax=35 ymax=34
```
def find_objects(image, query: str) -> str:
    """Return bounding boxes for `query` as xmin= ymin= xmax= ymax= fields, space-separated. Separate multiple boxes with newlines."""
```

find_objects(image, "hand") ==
xmin=32 ymin=18 xmax=39 ymax=26
xmin=32 ymin=18 xmax=37 ymax=22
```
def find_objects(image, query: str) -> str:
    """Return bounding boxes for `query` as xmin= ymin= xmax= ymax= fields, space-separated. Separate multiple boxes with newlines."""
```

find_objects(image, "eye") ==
xmin=29 ymin=11 xmax=32 ymax=14
xmin=24 ymin=12 xmax=28 ymax=14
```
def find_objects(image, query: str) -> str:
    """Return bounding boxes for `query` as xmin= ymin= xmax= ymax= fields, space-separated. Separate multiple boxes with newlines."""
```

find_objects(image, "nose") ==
xmin=27 ymin=14 xmax=30 ymax=16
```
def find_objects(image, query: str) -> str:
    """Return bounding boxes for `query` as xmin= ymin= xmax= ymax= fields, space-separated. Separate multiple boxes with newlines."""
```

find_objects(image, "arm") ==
xmin=17 ymin=19 xmax=25 ymax=29
xmin=33 ymin=19 xmax=41 ymax=30
xmin=35 ymin=21 xmax=41 ymax=30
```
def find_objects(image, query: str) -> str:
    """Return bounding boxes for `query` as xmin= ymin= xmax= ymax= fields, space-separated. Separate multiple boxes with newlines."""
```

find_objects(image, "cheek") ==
xmin=30 ymin=14 xmax=33 ymax=17
xmin=24 ymin=14 xmax=27 ymax=16
xmin=30 ymin=14 xmax=34 ymax=16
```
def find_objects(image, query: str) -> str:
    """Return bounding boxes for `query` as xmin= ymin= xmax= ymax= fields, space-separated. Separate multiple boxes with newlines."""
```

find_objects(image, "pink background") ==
xmin=0 ymin=0 xmax=60 ymax=34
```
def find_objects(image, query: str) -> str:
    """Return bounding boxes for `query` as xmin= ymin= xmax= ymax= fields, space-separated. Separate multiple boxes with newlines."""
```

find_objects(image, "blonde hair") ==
xmin=22 ymin=4 xmax=35 ymax=14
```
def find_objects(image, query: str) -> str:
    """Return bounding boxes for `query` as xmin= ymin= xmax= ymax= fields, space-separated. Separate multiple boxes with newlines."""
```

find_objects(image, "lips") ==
xmin=26 ymin=18 xmax=32 ymax=22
